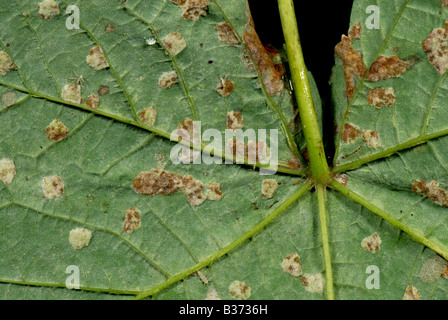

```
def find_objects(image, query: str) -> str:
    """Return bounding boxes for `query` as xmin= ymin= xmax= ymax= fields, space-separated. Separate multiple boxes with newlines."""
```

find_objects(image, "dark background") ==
xmin=248 ymin=0 xmax=354 ymax=156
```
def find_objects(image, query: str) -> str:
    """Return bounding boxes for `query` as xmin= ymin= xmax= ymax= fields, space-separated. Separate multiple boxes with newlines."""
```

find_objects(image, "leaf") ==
xmin=2 ymin=0 xmax=448 ymax=301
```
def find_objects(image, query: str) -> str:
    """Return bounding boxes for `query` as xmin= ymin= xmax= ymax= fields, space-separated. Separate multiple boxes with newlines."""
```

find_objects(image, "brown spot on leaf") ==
xmin=132 ymin=170 xmax=207 ymax=207
xmin=172 ymin=0 xmax=210 ymax=21
xmin=335 ymin=35 xmax=367 ymax=98
xmin=286 ymin=156 xmax=301 ymax=170
xmin=0 ymin=158 xmax=16 ymax=185
xmin=177 ymin=117 xmax=196 ymax=142
xmin=123 ymin=207 xmax=142 ymax=234
xmin=441 ymin=0 xmax=448 ymax=8
xmin=442 ymin=264 xmax=448 ymax=280
xmin=132 ymin=170 xmax=183 ymax=197
xmin=182 ymin=175 xmax=206 ymax=207
xmin=367 ymin=87 xmax=395 ymax=108
xmin=334 ymin=173 xmax=348 ymax=186
xmin=341 ymin=123 xmax=361 ymax=144
xmin=37 ymin=0 xmax=60 ymax=20
xmin=216 ymin=22 xmax=240 ymax=45
xmin=98 ymin=86 xmax=109 ymax=96
xmin=105 ymin=24 xmax=115 ymax=33
xmin=423 ymin=21 xmax=448 ymax=74
xmin=411 ymin=179 xmax=448 ymax=207
xmin=69 ymin=228 xmax=92 ymax=250
xmin=229 ymin=281 xmax=251 ymax=300
xmin=162 ymin=32 xmax=186 ymax=56
xmin=261 ymin=179 xmax=278 ymax=199
xmin=1 ymin=91 xmax=17 ymax=108
xmin=41 ymin=175 xmax=64 ymax=199
xmin=217 ymin=78 xmax=235 ymax=97
xmin=362 ymin=130 xmax=381 ymax=149
xmin=226 ymin=111 xmax=243 ymax=130
xmin=159 ymin=71 xmax=178 ymax=88
xmin=348 ymin=22 xmax=361 ymax=39
xmin=301 ymin=273 xmax=324 ymax=293
xmin=419 ymin=255 xmax=447 ymax=283
xmin=403 ymin=285 xmax=421 ymax=300
xmin=0 ymin=52 xmax=16 ymax=76
xmin=281 ymin=253 xmax=302 ymax=277
xmin=366 ymin=56 xmax=410 ymax=82
xmin=62 ymin=83 xmax=81 ymax=104
xmin=361 ymin=232 xmax=382 ymax=253
xmin=46 ymin=119 xmax=68 ymax=142
xmin=205 ymin=182 xmax=223 ymax=201
xmin=140 ymin=107 xmax=157 ymax=126
xmin=86 ymin=94 xmax=99 ymax=109
xmin=243 ymin=12 xmax=284 ymax=95
xmin=86 ymin=46 xmax=109 ymax=71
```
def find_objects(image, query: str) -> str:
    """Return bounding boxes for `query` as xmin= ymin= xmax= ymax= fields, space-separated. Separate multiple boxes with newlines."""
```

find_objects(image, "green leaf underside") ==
xmin=1 ymin=0 xmax=448 ymax=301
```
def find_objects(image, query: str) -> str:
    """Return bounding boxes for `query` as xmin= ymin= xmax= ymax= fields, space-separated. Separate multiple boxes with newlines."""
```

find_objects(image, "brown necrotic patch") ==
xmin=361 ymin=232 xmax=382 ymax=253
xmin=171 ymin=0 xmax=210 ymax=21
xmin=0 ymin=158 xmax=16 ymax=185
xmin=159 ymin=71 xmax=178 ymax=88
xmin=217 ymin=78 xmax=235 ymax=97
xmin=132 ymin=170 xmax=183 ymax=197
xmin=86 ymin=94 xmax=99 ymax=109
xmin=441 ymin=0 xmax=448 ymax=8
xmin=301 ymin=273 xmax=325 ymax=293
xmin=411 ymin=179 xmax=448 ymax=207
xmin=0 ymin=51 xmax=16 ymax=76
xmin=162 ymin=32 xmax=186 ymax=56
xmin=46 ymin=119 xmax=68 ymax=142
xmin=140 ymin=107 xmax=157 ymax=126
xmin=419 ymin=255 xmax=448 ymax=283
xmin=37 ymin=0 xmax=60 ymax=20
xmin=216 ymin=22 xmax=240 ymax=45
xmin=2 ymin=91 xmax=17 ymax=108
xmin=69 ymin=228 xmax=92 ymax=250
xmin=182 ymin=175 xmax=206 ymax=207
xmin=362 ymin=130 xmax=381 ymax=149
xmin=105 ymin=24 xmax=115 ymax=33
xmin=205 ymin=182 xmax=223 ymax=201
xmin=228 ymin=281 xmax=251 ymax=300
xmin=423 ymin=21 xmax=448 ymax=75
xmin=367 ymin=87 xmax=395 ymax=108
xmin=341 ymin=123 xmax=361 ymax=144
xmin=226 ymin=111 xmax=243 ymax=129
xmin=98 ymin=86 xmax=109 ymax=96
xmin=62 ymin=83 xmax=81 ymax=104
xmin=41 ymin=175 xmax=64 ymax=199
xmin=86 ymin=46 xmax=109 ymax=71
xmin=281 ymin=253 xmax=302 ymax=277
xmin=366 ymin=56 xmax=410 ymax=82
xmin=335 ymin=35 xmax=367 ymax=98
xmin=123 ymin=207 xmax=142 ymax=234
xmin=348 ymin=22 xmax=361 ymax=39
xmin=403 ymin=285 xmax=421 ymax=300
xmin=261 ymin=179 xmax=278 ymax=199
xmin=243 ymin=12 xmax=284 ymax=96
xmin=132 ymin=170 xmax=207 ymax=207
xmin=334 ymin=173 xmax=348 ymax=186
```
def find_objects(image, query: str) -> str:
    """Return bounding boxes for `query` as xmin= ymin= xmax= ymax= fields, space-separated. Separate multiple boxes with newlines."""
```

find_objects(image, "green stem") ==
xmin=316 ymin=183 xmax=334 ymax=300
xmin=135 ymin=180 xmax=313 ymax=300
xmin=278 ymin=0 xmax=330 ymax=183
xmin=329 ymin=180 xmax=448 ymax=261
